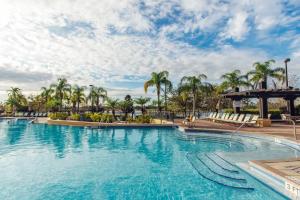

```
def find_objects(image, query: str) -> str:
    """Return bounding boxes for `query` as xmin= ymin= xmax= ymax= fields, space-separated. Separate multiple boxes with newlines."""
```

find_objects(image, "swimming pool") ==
xmin=0 ymin=119 xmax=297 ymax=199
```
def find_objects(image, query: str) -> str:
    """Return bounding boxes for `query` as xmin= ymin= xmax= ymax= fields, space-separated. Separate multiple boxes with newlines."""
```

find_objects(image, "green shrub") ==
xmin=101 ymin=113 xmax=113 ymax=123
xmin=126 ymin=117 xmax=135 ymax=123
xmin=49 ymin=112 xmax=68 ymax=120
xmin=90 ymin=113 xmax=102 ymax=122
xmin=136 ymin=115 xmax=152 ymax=123
xmin=82 ymin=112 xmax=92 ymax=121
xmin=70 ymin=113 xmax=80 ymax=121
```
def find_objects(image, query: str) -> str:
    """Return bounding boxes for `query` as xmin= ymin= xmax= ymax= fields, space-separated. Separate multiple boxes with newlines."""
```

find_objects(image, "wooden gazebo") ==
xmin=222 ymin=87 xmax=300 ymax=126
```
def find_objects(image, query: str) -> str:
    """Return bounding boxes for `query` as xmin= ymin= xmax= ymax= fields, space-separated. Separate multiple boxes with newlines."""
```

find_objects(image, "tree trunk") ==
xmin=112 ymin=109 xmax=116 ymax=120
xmin=164 ymin=84 xmax=167 ymax=112
xmin=157 ymin=87 xmax=162 ymax=124
xmin=96 ymin=97 xmax=99 ymax=112
xmin=77 ymin=100 xmax=80 ymax=113
xmin=192 ymin=93 xmax=196 ymax=116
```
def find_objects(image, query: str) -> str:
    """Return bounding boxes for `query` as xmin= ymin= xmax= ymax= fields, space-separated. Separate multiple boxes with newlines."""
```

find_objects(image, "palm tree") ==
xmin=134 ymin=97 xmax=151 ymax=115
xmin=144 ymin=71 xmax=169 ymax=113
xmin=50 ymin=78 xmax=71 ymax=111
xmin=88 ymin=86 xmax=107 ymax=112
xmin=40 ymin=87 xmax=54 ymax=111
xmin=220 ymin=70 xmax=249 ymax=91
xmin=71 ymin=85 xmax=86 ymax=113
xmin=105 ymin=98 xmax=119 ymax=119
xmin=162 ymin=76 xmax=172 ymax=112
xmin=174 ymin=86 xmax=190 ymax=117
xmin=180 ymin=74 xmax=209 ymax=116
xmin=247 ymin=60 xmax=285 ymax=89
xmin=6 ymin=87 xmax=27 ymax=112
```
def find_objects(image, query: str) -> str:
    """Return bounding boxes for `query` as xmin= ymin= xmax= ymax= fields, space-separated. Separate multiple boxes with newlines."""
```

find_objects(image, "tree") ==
xmin=105 ymin=98 xmax=119 ymax=120
xmin=134 ymin=97 xmax=151 ymax=115
xmin=144 ymin=71 xmax=169 ymax=113
xmin=71 ymin=85 xmax=86 ymax=113
xmin=162 ymin=76 xmax=172 ymax=112
xmin=119 ymin=95 xmax=134 ymax=119
xmin=50 ymin=78 xmax=71 ymax=111
xmin=180 ymin=74 xmax=209 ymax=116
xmin=40 ymin=87 xmax=54 ymax=111
xmin=247 ymin=60 xmax=285 ymax=89
xmin=88 ymin=86 xmax=107 ymax=112
xmin=220 ymin=70 xmax=249 ymax=91
xmin=6 ymin=87 xmax=27 ymax=112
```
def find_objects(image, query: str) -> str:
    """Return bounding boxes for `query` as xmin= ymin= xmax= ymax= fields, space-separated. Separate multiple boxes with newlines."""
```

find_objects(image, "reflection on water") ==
xmin=0 ymin=120 xmax=293 ymax=200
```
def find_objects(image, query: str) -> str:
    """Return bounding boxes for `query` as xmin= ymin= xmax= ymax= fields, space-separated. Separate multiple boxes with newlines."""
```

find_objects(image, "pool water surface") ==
xmin=0 ymin=119 xmax=296 ymax=199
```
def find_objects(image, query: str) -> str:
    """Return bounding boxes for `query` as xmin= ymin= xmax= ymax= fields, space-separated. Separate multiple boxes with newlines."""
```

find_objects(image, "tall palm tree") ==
xmin=105 ymin=98 xmax=119 ymax=119
xmin=88 ymin=86 xmax=107 ymax=112
xmin=50 ymin=78 xmax=71 ymax=111
xmin=6 ymin=87 xmax=27 ymax=112
xmin=180 ymin=74 xmax=209 ymax=116
xmin=247 ymin=60 xmax=285 ymax=89
xmin=71 ymin=85 xmax=86 ymax=113
xmin=144 ymin=71 xmax=169 ymax=113
xmin=176 ymin=86 xmax=190 ymax=117
xmin=220 ymin=70 xmax=249 ymax=91
xmin=40 ymin=87 xmax=54 ymax=111
xmin=162 ymin=76 xmax=172 ymax=112
xmin=134 ymin=97 xmax=151 ymax=115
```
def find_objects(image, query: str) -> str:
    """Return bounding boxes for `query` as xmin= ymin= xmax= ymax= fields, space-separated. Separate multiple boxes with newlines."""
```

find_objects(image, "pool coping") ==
xmin=47 ymin=119 xmax=177 ymax=128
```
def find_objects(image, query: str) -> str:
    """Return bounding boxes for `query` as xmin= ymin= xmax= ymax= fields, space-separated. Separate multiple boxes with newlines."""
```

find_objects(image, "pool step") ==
xmin=186 ymin=153 xmax=254 ymax=190
xmin=175 ymin=134 xmax=257 ymax=150
xmin=196 ymin=154 xmax=245 ymax=182
xmin=205 ymin=153 xmax=239 ymax=173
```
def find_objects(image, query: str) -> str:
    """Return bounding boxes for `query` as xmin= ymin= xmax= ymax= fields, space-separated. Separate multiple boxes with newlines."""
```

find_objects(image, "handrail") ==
xmin=234 ymin=121 xmax=248 ymax=133
xmin=235 ymin=119 xmax=298 ymax=140
xmin=272 ymin=119 xmax=297 ymax=140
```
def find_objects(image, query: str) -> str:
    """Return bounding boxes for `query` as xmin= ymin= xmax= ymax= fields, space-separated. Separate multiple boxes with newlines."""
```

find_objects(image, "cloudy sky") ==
xmin=0 ymin=0 xmax=299 ymax=101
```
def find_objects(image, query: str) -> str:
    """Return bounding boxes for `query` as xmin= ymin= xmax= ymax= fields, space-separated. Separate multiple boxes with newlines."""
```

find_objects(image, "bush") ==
xmin=90 ymin=113 xmax=102 ymax=122
xmin=49 ymin=112 xmax=68 ymax=120
xmin=101 ymin=113 xmax=113 ymax=123
xmin=70 ymin=113 xmax=80 ymax=121
xmin=126 ymin=117 xmax=135 ymax=123
xmin=136 ymin=115 xmax=152 ymax=123
xmin=82 ymin=112 xmax=92 ymax=121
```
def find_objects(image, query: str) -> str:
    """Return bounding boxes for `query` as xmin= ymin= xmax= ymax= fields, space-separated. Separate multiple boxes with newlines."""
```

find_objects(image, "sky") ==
xmin=0 ymin=0 xmax=299 ymax=101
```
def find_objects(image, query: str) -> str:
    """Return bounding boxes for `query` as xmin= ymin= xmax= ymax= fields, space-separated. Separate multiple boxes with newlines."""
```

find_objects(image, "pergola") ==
xmin=222 ymin=88 xmax=300 ymax=119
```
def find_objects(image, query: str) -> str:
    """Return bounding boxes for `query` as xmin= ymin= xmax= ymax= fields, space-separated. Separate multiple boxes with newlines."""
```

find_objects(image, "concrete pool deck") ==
xmin=249 ymin=159 xmax=300 ymax=198
xmin=175 ymin=119 xmax=300 ymax=142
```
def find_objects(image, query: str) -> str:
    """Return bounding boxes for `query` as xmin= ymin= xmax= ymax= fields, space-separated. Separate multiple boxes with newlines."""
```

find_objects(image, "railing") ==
xmin=234 ymin=118 xmax=298 ymax=140
xmin=272 ymin=119 xmax=297 ymax=140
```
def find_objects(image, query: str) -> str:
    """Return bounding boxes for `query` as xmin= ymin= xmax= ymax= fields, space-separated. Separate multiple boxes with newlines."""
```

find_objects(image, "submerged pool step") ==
xmin=186 ymin=153 xmax=254 ymax=190
xmin=205 ymin=153 xmax=239 ymax=173
xmin=196 ymin=154 xmax=245 ymax=182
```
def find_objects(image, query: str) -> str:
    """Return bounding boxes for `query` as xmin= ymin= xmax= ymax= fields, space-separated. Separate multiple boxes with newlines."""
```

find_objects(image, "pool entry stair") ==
xmin=186 ymin=152 xmax=254 ymax=190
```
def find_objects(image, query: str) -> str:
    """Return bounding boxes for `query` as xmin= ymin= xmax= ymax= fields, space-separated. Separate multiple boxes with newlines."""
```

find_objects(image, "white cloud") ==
xmin=0 ymin=0 xmax=298 ymax=101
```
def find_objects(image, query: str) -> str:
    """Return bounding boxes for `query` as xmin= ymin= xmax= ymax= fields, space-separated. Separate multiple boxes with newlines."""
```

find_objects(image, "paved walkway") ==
xmin=175 ymin=119 xmax=300 ymax=141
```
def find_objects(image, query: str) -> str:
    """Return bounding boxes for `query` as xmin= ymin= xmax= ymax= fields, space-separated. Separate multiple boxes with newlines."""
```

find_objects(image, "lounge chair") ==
xmin=183 ymin=116 xmax=193 ymax=125
xmin=223 ymin=113 xmax=231 ymax=121
xmin=24 ymin=112 xmax=29 ymax=117
xmin=245 ymin=115 xmax=259 ymax=126
xmin=225 ymin=114 xmax=239 ymax=123
xmin=213 ymin=113 xmax=223 ymax=121
xmin=235 ymin=114 xmax=245 ymax=123
xmin=188 ymin=116 xmax=196 ymax=127
xmin=207 ymin=112 xmax=214 ymax=119
xmin=210 ymin=112 xmax=217 ymax=120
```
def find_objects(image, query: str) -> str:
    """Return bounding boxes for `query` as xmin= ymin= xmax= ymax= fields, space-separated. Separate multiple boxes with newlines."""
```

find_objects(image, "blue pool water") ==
xmin=0 ymin=119 xmax=297 ymax=199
